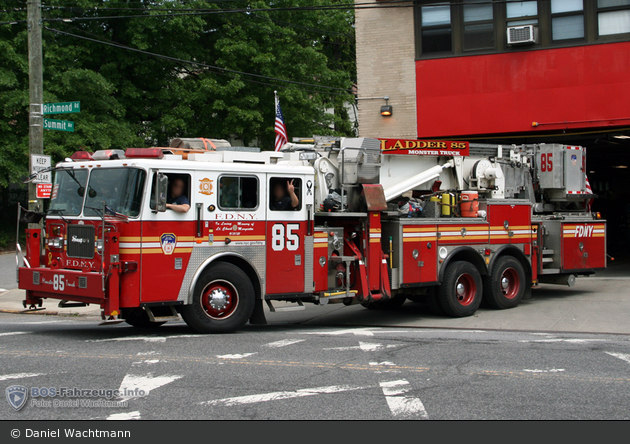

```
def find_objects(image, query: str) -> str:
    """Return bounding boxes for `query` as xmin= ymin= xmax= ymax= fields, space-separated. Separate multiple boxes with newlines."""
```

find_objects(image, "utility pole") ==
xmin=27 ymin=0 xmax=43 ymax=227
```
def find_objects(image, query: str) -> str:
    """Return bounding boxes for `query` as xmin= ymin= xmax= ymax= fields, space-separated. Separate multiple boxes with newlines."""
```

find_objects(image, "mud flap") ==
xmin=249 ymin=299 xmax=267 ymax=325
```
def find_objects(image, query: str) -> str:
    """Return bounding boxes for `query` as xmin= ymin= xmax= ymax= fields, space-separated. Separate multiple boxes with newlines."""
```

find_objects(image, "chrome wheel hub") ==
xmin=456 ymin=282 xmax=465 ymax=296
xmin=208 ymin=289 xmax=229 ymax=311
xmin=501 ymin=276 xmax=510 ymax=290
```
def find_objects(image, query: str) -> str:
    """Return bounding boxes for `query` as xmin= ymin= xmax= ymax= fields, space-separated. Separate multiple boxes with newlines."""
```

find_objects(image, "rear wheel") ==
xmin=483 ymin=256 xmax=526 ymax=309
xmin=438 ymin=261 xmax=483 ymax=317
xmin=180 ymin=262 xmax=255 ymax=333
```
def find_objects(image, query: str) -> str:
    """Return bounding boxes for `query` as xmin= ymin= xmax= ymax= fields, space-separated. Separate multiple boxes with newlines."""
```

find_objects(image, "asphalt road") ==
xmin=1 ymin=314 xmax=629 ymax=420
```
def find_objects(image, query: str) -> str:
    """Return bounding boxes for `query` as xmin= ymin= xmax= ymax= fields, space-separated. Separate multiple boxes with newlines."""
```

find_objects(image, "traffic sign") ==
xmin=36 ymin=183 xmax=52 ymax=199
xmin=31 ymin=154 xmax=51 ymax=184
xmin=43 ymin=118 xmax=74 ymax=132
xmin=43 ymin=101 xmax=80 ymax=115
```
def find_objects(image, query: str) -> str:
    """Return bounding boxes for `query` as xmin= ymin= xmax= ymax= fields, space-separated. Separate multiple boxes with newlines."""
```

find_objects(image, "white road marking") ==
xmin=132 ymin=359 xmax=161 ymax=366
xmin=263 ymin=339 xmax=305 ymax=348
xmin=370 ymin=361 xmax=400 ymax=373
xmin=0 ymin=332 xmax=30 ymax=337
xmin=87 ymin=334 xmax=205 ymax=343
xmin=523 ymin=369 xmax=565 ymax=373
xmin=0 ymin=288 xmax=7 ymax=292
xmin=136 ymin=351 xmax=161 ymax=356
xmin=216 ymin=353 xmax=257 ymax=359
xmin=201 ymin=385 xmax=367 ymax=407
xmin=519 ymin=339 xmax=607 ymax=343
xmin=380 ymin=379 xmax=429 ymax=420
xmin=107 ymin=411 xmax=141 ymax=420
xmin=605 ymin=351 xmax=630 ymax=365
xmin=0 ymin=373 xmax=44 ymax=381
xmin=370 ymin=361 xmax=396 ymax=366
xmin=324 ymin=342 xmax=401 ymax=352
xmin=118 ymin=374 xmax=183 ymax=401
xmin=300 ymin=327 xmax=408 ymax=337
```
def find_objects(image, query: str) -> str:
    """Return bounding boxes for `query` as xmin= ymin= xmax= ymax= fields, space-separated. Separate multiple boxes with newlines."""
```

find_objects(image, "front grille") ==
xmin=66 ymin=225 xmax=95 ymax=259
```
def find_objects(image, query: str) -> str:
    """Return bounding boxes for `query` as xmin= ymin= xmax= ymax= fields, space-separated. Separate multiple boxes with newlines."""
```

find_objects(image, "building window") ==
xmin=463 ymin=0 xmax=494 ymax=51
xmin=551 ymin=0 xmax=585 ymax=40
xmin=506 ymin=0 xmax=539 ymax=26
xmin=421 ymin=3 xmax=452 ymax=53
xmin=598 ymin=0 xmax=630 ymax=36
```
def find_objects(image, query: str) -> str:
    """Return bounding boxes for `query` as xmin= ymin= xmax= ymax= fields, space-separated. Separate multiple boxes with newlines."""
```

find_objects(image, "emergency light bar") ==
xmin=70 ymin=151 xmax=93 ymax=161
xmin=125 ymin=148 xmax=164 ymax=159
xmin=92 ymin=149 xmax=126 ymax=160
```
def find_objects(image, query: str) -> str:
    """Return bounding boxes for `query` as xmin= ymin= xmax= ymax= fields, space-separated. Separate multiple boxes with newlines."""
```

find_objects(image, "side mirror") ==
xmin=154 ymin=173 xmax=168 ymax=213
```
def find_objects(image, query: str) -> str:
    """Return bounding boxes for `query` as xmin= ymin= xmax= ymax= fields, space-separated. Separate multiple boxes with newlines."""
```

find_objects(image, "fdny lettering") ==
xmin=65 ymin=259 xmax=95 ymax=268
xmin=214 ymin=213 xmax=256 ymax=220
xmin=575 ymin=225 xmax=594 ymax=238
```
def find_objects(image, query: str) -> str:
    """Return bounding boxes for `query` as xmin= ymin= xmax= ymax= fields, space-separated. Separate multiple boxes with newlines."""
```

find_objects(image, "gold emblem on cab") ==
xmin=199 ymin=178 xmax=213 ymax=196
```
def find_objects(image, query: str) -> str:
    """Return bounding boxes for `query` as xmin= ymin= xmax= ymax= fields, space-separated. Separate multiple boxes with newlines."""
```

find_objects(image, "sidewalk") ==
xmin=0 ymin=288 xmax=101 ymax=317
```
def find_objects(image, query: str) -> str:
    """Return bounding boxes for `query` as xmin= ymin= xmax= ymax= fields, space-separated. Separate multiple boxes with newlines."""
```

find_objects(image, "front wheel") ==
xmin=438 ymin=261 xmax=483 ymax=317
xmin=483 ymin=256 xmax=526 ymax=309
xmin=180 ymin=262 xmax=255 ymax=333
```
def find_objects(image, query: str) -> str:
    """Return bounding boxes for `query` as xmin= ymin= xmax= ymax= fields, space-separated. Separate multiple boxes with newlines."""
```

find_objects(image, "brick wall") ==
xmin=355 ymin=0 xmax=417 ymax=138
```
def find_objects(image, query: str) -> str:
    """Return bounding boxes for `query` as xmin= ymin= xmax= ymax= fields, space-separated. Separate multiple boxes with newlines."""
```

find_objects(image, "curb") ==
xmin=0 ymin=308 xmax=99 ymax=317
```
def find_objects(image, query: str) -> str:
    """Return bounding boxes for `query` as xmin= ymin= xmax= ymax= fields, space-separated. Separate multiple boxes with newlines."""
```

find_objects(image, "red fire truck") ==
xmin=16 ymin=138 xmax=606 ymax=333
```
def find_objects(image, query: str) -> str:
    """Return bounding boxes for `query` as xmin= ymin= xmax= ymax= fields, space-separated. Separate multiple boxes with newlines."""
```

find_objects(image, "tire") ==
xmin=427 ymin=288 xmax=445 ymax=316
xmin=483 ymin=256 xmax=526 ymax=309
xmin=180 ymin=262 xmax=255 ymax=333
xmin=123 ymin=308 xmax=165 ymax=328
xmin=438 ymin=261 xmax=483 ymax=317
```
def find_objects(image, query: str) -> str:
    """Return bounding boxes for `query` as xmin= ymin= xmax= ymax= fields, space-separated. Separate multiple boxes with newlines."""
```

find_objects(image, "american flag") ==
xmin=585 ymin=175 xmax=594 ymax=212
xmin=274 ymin=92 xmax=287 ymax=152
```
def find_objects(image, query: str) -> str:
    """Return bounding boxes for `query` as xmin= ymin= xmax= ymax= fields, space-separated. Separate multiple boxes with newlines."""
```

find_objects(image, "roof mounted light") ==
xmin=92 ymin=149 xmax=126 ymax=160
xmin=70 ymin=151 xmax=93 ymax=161
xmin=125 ymin=148 xmax=165 ymax=159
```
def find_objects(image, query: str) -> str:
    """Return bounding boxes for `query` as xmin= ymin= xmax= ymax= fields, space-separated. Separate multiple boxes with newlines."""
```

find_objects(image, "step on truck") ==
xmin=16 ymin=138 xmax=606 ymax=332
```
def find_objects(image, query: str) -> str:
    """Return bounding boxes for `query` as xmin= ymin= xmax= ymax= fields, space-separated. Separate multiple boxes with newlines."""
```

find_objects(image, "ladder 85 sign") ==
xmin=271 ymin=223 xmax=300 ymax=251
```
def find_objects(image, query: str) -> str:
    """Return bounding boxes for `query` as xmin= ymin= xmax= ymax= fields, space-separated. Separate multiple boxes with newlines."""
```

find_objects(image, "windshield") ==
xmin=83 ymin=168 xmax=146 ymax=217
xmin=49 ymin=169 xmax=89 ymax=216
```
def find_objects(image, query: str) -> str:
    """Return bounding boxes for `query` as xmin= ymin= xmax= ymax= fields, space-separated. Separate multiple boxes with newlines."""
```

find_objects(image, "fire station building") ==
xmin=355 ymin=0 xmax=630 ymax=259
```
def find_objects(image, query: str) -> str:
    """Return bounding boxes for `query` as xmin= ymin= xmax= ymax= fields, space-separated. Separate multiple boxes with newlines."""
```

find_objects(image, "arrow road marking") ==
xmin=605 ymin=351 xmax=630 ymax=365
xmin=118 ymin=374 xmax=183 ymax=401
xmin=201 ymin=385 xmax=368 ymax=407
xmin=380 ymin=379 xmax=429 ymax=420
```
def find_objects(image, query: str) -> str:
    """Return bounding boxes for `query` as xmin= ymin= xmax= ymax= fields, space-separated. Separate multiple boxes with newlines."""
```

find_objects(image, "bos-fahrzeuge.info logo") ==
xmin=6 ymin=385 xmax=28 ymax=411
xmin=6 ymin=385 xmax=145 ymax=411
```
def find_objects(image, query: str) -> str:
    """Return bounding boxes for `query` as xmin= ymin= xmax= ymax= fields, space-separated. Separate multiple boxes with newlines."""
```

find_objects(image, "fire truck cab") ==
xmin=17 ymin=138 xmax=606 ymax=333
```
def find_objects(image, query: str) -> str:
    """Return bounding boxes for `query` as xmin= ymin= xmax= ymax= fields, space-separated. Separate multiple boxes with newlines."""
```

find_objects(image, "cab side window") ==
xmin=150 ymin=173 xmax=191 ymax=210
xmin=218 ymin=176 xmax=258 ymax=210
xmin=269 ymin=177 xmax=301 ymax=211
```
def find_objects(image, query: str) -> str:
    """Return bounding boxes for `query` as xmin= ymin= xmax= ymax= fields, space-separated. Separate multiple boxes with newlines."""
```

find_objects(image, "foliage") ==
xmin=0 ymin=0 xmax=356 ymax=190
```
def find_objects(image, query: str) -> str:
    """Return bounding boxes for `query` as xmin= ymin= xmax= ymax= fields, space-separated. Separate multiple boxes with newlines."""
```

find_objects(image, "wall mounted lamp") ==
xmin=356 ymin=95 xmax=392 ymax=117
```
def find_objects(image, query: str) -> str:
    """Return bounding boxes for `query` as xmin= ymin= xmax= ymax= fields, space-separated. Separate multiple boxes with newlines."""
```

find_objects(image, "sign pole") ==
xmin=27 ymin=0 xmax=44 ymax=228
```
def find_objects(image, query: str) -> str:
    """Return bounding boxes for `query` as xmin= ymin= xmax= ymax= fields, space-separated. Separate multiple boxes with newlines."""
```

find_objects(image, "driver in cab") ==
xmin=166 ymin=177 xmax=190 ymax=213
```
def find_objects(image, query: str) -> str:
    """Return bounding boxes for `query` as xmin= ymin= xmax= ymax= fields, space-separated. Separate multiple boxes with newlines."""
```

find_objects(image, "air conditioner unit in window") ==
xmin=507 ymin=25 xmax=538 ymax=45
